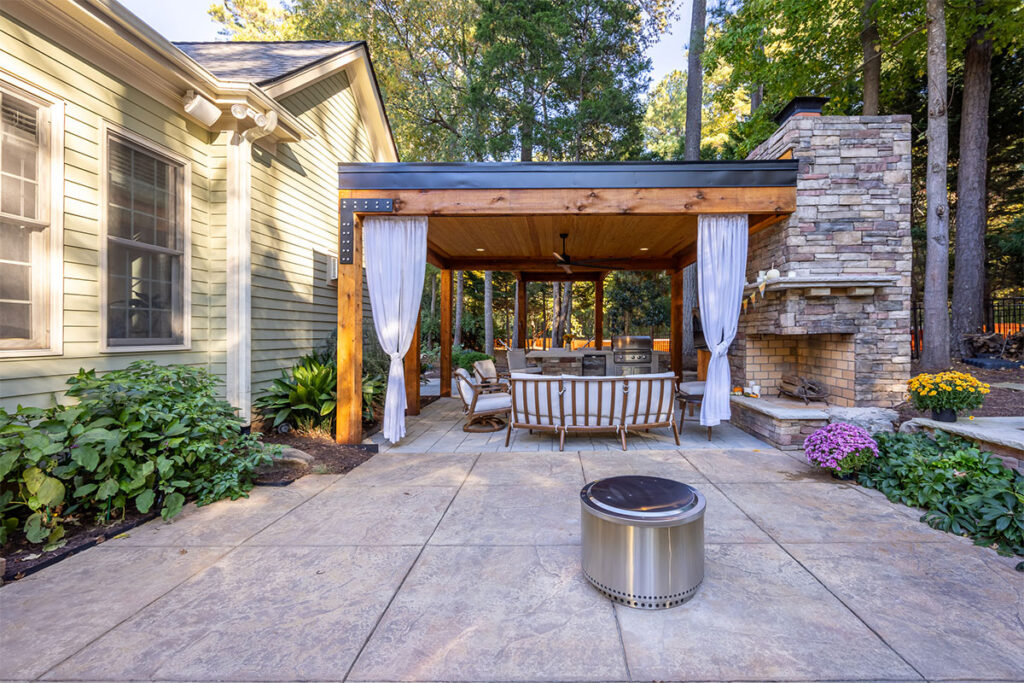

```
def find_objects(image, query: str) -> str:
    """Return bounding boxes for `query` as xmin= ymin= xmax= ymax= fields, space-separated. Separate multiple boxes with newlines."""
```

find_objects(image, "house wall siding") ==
xmin=0 ymin=12 xmax=226 ymax=410
xmin=247 ymin=72 xmax=377 ymax=404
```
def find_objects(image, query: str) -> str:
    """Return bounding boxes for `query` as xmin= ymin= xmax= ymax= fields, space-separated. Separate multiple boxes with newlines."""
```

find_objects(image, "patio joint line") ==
xmin=709 ymin=481 xmax=929 ymax=682
xmin=35 ymin=478 xmax=338 ymax=681
xmin=341 ymin=452 xmax=483 ymax=682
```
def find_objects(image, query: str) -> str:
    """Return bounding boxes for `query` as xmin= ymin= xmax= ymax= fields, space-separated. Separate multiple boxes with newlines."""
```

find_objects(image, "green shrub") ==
xmin=0 ymin=361 xmax=272 ymax=549
xmin=362 ymin=374 xmax=386 ymax=423
xmin=452 ymin=348 xmax=492 ymax=372
xmin=254 ymin=355 xmax=337 ymax=432
xmin=860 ymin=431 xmax=1023 ymax=557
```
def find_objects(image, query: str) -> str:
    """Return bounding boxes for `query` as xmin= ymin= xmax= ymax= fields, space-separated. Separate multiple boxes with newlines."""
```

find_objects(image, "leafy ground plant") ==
xmin=860 ymin=431 xmax=1023 ymax=559
xmin=1 ymin=361 xmax=273 ymax=549
xmin=255 ymin=355 xmax=338 ymax=432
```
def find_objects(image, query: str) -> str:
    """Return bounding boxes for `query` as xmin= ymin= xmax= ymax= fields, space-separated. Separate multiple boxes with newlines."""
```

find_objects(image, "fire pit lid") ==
xmin=582 ymin=475 xmax=699 ymax=521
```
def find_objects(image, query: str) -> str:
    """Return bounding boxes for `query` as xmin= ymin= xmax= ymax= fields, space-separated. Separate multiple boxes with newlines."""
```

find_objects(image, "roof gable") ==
xmin=173 ymin=41 xmax=362 ymax=84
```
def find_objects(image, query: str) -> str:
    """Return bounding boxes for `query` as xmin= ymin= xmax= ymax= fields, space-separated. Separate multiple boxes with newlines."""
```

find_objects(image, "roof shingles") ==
xmin=173 ymin=41 xmax=361 ymax=84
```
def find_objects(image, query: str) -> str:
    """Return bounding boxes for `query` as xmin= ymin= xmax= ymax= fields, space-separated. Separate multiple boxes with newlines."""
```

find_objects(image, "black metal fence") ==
xmin=911 ymin=297 xmax=1024 ymax=359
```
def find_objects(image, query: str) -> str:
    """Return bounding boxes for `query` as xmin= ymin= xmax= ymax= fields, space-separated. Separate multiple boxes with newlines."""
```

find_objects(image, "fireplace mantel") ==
xmin=744 ymin=274 xmax=899 ymax=298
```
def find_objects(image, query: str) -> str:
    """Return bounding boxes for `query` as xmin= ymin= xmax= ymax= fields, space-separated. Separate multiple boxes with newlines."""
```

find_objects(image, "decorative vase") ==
xmin=931 ymin=408 xmax=957 ymax=423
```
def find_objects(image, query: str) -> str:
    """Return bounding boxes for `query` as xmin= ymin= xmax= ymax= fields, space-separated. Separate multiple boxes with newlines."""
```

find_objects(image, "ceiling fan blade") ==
xmin=560 ymin=263 xmax=573 ymax=274
xmin=553 ymin=252 xmax=567 ymax=262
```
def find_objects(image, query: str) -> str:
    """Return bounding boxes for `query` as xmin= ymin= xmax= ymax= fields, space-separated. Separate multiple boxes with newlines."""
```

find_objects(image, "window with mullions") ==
xmin=105 ymin=133 xmax=185 ymax=346
xmin=0 ymin=84 xmax=51 ymax=350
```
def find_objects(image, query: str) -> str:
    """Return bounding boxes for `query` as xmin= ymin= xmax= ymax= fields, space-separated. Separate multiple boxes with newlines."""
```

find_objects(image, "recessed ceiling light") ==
xmin=639 ymin=247 xmax=649 ymax=251
xmin=475 ymin=248 xmax=485 ymax=252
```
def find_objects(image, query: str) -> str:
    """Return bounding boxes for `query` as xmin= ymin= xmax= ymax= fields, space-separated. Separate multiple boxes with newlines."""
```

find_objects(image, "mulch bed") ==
xmin=896 ymin=360 xmax=1024 ymax=423
xmin=259 ymin=431 xmax=376 ymax=478
xmin=2 ymin=509 xmax=157 ymax=582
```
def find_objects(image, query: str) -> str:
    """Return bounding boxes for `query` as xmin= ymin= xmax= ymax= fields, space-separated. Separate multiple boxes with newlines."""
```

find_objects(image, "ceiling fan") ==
xmin=552 ymin=233 xmax=632 ymax=273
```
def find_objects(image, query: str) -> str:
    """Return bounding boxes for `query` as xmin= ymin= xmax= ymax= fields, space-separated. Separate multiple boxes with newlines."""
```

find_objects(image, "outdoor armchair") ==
xmin=472 ymin=359 xmax=510 ymax=392
xmin=454 ymin=367 xmax=511 ymax=432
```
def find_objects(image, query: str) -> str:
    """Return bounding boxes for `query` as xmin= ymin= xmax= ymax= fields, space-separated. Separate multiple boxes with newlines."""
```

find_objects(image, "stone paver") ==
xmin=348 ymin=544 xmax=628 ymax=682
xmin=3 ymin=405 xmax=1022 ymax=682
xmin=44 ymin=546 xmax=418 ymax=681
xmin=616 ymin=543 xmax=921 ymax=681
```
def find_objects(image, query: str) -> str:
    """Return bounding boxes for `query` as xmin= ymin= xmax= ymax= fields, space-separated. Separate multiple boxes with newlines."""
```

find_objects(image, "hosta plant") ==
xmin=255 ymin=356 xmax=337 ymax=432
xmin=803 ymin=422 xmax=879 ymax=475
xmin=908 ymin=371 xmax=990 ymax=413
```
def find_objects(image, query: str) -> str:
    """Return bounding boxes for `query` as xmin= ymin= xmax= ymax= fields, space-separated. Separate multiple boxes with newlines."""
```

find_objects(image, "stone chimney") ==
xmin=733 ymin=110 xmax=913 ymax=415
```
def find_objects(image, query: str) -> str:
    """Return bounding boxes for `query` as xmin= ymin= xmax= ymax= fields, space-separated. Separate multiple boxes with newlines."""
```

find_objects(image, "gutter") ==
xmin=78 ymin=0 xmax=315 ymax=141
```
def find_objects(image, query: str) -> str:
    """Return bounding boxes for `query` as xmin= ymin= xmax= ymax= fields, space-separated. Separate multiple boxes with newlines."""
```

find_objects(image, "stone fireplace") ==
xmin=744 ymin=333 xmax=855 ymax=406
xmin=726 ymin=106 xmax=913 ymax=449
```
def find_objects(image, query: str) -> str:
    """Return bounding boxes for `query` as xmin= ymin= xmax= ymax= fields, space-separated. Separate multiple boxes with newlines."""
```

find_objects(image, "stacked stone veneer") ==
xmin=733 ymin=115 xmax=913 ymax=409
xmin=745 ymin=333 xmax=856 ymax=406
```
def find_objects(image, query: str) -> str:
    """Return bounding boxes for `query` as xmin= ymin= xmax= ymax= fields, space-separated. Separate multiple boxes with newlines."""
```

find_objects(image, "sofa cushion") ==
xmin=560 ymin=376 xmax=626 ymax=427
xmin=677 ymin=380 xmax=706 ymax=396
xmin=622 ymin=373 xmax=676 ymax=427
xmin=508 ymin=376 xmax=562 ymax=427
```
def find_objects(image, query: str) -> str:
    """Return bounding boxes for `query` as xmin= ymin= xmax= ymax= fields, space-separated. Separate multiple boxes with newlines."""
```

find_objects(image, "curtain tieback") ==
xmin=389 ymin=352 xmax=403 ymax=362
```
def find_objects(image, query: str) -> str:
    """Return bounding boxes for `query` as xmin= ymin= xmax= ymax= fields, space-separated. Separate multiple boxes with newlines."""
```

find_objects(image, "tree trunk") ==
xmin=921 ymin=0 xmax=951 ymax=371
xmin=512 ymin=280 xmax=520 ymax=348
xmin=551 ymin=282 xmax=560 ymax=346
xmin=684 ymin=0 xmax=706 ymax=160
xmin=861 ymin=0 xmax=881 ymax=115
xmin=521 ymin=115 xmax=533 ymax=162
xmin=751 ymin=30 xmax=764 ymax=114
xmin=484 ymin=271 xmax=494 ymax=356
xmin=561 ymin=282 xmax=572 ymax=342
xmin=428 ymin=272 xmax=437 ymax=347
xmin=454 ymin=271 xmax=464 ymax=348
xmin=951 ymin=17 xmax=992 ymax=359
xmin=682 ymin=264 xmax=697 ymax=357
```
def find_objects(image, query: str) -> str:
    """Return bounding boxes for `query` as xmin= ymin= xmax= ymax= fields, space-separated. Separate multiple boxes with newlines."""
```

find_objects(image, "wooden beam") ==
xmin=344 ymin=186 xmax=796 ymax=216
xmin=404 ymin=312 xmax=421 ymax=416
xmin=594 ymin=277 xmax=604 ymax=350
xmin=445 ymin=257 xmax=675 ymax=272
xmin=516 ymin=273 xmax=528 ymax=348
xmin=426 ymin=247 xmax=447 ymax=268
xmin=670 ymin=268 xmax=683 ymax=379
xmin=439 ymin=269 xmax=452 ymax=397
xmin=520 ymin=271 xmax=605 ymax=282
xmin=675 ymin=242 xmax=698 ymax=269
xmin=748 ymin=213 xmax=789 ymax=237
xmin=336 ymin=215 xmax=363 ymax=443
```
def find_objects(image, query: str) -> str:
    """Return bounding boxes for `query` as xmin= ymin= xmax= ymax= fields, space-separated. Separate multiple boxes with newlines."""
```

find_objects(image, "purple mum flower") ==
xmin=803 ymin=422 xmax=879 ymax=473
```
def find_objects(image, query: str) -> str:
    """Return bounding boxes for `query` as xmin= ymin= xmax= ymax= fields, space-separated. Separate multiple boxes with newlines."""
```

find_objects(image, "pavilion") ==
xmin=334 ymin=159 xmax=797 ymax=443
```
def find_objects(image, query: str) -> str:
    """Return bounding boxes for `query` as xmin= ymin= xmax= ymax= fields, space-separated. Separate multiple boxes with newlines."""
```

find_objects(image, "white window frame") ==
xmin=0 ymin=71 xmax=64 ymax=358
xmin=99 ymin=121 xmax=191 ymax=352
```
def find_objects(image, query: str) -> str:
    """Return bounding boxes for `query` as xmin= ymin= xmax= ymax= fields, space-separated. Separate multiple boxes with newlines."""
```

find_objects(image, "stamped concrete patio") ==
xmin=2 ymin=399 xmax=1023 ymax=682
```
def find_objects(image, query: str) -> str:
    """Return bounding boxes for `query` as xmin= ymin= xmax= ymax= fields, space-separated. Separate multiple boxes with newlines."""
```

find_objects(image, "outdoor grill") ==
xmin=612 ymin=335 xmax=653 ymax=375
xmin=580 ymin=475 xmax=705 ymax=609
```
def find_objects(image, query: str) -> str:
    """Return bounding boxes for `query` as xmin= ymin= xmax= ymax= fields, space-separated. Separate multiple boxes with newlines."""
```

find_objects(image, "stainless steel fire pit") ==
xmin=580 ymin=475 xmax=705 ymax=609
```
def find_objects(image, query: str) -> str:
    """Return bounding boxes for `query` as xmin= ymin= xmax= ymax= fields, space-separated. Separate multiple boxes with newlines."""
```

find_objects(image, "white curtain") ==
xmin=364 ymin=215 xmax=428 ymax=443
xmin=697 ymin=214 xmax=748 ymax=427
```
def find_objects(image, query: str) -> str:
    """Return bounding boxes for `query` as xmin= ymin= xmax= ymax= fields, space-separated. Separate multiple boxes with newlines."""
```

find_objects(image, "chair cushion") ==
xmin=622 ymin=374 xmax=676 ymax=427
xmin=454 ymin=368 xmax=476 ymax=408
xmin=677 ymin=381 xmax=706 ymax=396
xmin=473 ymin=359 xmax=498 ymax=381
xmin=475 ymin=392 xmax=512 ymax=412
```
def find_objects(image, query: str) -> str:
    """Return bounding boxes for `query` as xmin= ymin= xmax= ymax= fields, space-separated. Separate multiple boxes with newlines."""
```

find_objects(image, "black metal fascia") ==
xmin=338 ymin=160 xmax=798 ymax=191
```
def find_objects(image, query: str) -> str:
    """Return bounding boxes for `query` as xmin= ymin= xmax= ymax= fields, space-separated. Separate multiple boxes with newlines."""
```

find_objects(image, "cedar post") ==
xmin=336 ymin=215 xmax=364 ymax=443
xmin=670 ymin=268 xmax=683 ymax=378
xmin=516 ymin=273 xmax=528 ymax=348
xmin=404 ymin=312 xmax=421 ymax=415
xmin=594 ymin=276 xmax=604 ymax=350
xmin=439 ymin=269 xmax=453 ymax=397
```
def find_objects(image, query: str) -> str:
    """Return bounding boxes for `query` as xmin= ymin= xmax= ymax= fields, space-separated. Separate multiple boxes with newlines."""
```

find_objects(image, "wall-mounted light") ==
xmin=183 ymin=89 xmax=221 ymax=127
xmin=230 ymin=103 xmax=278 ymax=141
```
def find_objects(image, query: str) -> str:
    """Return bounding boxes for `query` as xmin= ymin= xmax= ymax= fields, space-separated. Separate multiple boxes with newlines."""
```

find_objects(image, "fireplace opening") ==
xmin=744 ymin=333 xmax=855 ymax=406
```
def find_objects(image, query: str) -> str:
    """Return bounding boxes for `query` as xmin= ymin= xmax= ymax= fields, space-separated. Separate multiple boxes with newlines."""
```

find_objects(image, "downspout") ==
xmin=225 ymin=106 xmax=278 ymax=424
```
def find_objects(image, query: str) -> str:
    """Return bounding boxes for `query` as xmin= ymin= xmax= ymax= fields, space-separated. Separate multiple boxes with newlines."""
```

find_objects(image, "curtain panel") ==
xmin=697 ymin=214 xmax=748 ymax=427
xmin=363 ymin=215 xmax=428 ymax=443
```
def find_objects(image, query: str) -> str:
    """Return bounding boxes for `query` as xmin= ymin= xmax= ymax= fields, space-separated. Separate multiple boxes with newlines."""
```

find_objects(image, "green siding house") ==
xmin=0 ymin=0 xmax=397 ymax=422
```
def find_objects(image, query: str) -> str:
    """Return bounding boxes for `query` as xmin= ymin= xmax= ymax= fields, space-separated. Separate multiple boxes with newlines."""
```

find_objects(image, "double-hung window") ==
xmin=103 ymin=129 xmax=188 ymax=348
xmin=0 ymin=81 xmax=58 ymax=351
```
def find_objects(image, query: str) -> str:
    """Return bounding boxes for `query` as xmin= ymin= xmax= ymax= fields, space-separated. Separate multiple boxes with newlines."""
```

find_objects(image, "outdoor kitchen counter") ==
xmin=525 ymin=349 xmax=669 ymax=375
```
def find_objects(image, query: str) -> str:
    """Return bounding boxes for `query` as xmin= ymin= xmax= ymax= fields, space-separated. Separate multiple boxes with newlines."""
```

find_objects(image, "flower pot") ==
xmin=831 ymin=471 xmax=857 ymax=481
xmin=931 ymin=408 xmax=957 ymax=423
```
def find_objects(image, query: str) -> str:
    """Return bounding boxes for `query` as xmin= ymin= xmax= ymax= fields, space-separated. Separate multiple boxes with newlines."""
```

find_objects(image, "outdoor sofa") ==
xmin=506 ymin=372 xmax=680 ymax=451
